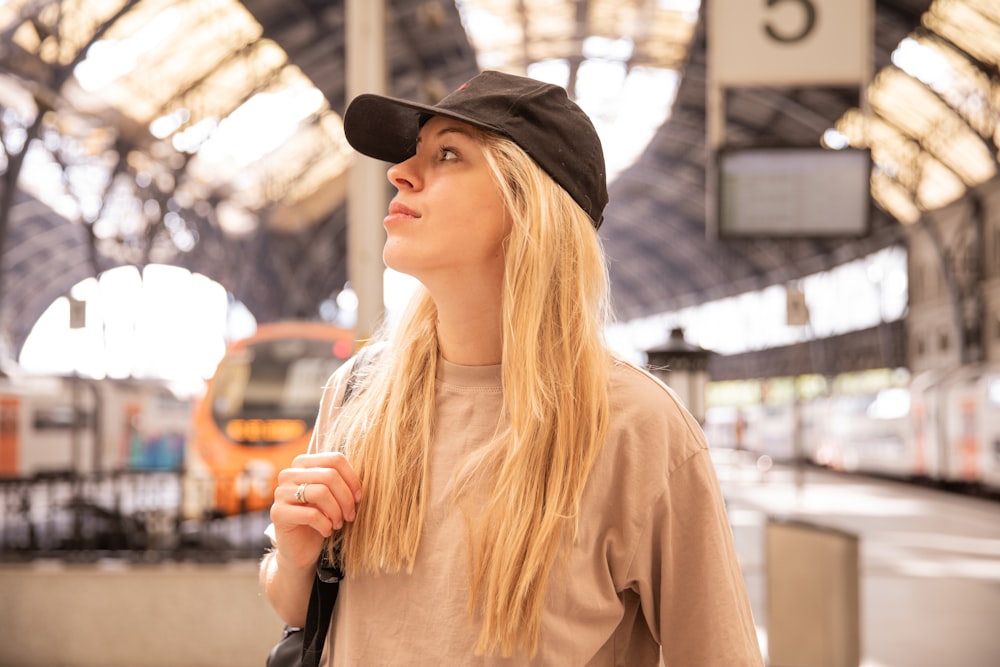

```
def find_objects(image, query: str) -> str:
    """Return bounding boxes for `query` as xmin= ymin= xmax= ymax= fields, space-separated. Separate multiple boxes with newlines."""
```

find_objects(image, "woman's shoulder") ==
xmin=320 ymin=341 xmax=389 ymax=405
xmin=607 ymin=358 xmax=696 ymax=419
xmin=605 ymin=358 xmax=709 ymax=473
xmin=581 ymin=360 xmax=717 ymax=551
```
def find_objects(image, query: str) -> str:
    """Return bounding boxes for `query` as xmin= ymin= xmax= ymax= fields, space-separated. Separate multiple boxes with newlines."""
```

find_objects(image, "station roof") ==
xmin=0 ymin=0 xmax=997 ymax=363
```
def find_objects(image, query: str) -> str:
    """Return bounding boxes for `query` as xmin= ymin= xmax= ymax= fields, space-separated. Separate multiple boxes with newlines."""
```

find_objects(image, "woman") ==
xmin=260 ymin=71 xmax=763 ymax=665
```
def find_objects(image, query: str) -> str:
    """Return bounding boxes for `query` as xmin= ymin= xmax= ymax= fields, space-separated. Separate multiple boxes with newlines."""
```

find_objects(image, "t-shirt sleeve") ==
xmin=629 ymin=448 xmax=763 ymax=666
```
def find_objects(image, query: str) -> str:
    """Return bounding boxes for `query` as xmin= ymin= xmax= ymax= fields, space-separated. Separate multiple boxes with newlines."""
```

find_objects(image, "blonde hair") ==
xmin=325 ymin=130 xmax=611 ymax=657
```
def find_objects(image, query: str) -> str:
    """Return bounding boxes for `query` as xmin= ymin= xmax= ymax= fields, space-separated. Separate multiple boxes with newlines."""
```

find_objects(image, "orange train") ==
xmin=186 ymin=322 xmax=356 ymax=518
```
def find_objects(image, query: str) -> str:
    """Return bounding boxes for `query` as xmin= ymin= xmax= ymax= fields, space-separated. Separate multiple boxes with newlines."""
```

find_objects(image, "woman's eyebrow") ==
xmin=415 ymin=124 xmax=475 ymax=147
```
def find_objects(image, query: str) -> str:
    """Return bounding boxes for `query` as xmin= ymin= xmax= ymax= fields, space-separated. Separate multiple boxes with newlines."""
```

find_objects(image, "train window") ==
xmin=866 ymin=388 xmax=910 ymax=420
xmin=32 ymin=406 xmax=92 ymax=430
xmin=988 ymin=378 xmax=1000 ymax=408
xmin=210 ymin=337 xmax=344 ymax=423
xmin=211 ymin=352 xmax=252 ymax=419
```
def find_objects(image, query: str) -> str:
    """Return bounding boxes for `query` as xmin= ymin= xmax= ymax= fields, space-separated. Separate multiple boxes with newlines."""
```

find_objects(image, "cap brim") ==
xmin=343 ymin=93 xmax=503 ymax=164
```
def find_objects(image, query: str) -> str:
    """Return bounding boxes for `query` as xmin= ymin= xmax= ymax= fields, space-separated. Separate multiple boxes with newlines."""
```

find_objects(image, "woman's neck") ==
xmin=430 ymin=285 xmax=504 ymax=366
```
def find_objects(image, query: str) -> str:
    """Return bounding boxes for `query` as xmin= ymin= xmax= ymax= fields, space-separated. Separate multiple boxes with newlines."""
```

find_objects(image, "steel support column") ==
xmin=347 ymin=0 xmax=388 ymax=341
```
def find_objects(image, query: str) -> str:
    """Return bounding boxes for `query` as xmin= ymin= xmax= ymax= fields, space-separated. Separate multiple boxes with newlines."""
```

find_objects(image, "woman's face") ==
xmin=382 ymin=116 xmax=511 ymax=288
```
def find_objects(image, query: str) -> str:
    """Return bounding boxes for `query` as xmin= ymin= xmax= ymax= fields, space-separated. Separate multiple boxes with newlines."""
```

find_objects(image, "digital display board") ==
xmin=716 ymin=147 xmax=871 ymax=238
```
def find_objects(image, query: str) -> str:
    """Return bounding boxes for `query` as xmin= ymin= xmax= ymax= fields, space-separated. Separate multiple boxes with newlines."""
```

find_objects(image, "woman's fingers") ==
xmin=275 ymin=452 xmax=363 ymax=534
xmin=300 ymin=471 xmax=358 ymax=524
xmin=271 ymin=499 xmax=334 ymax=541
xmin=292 ymin=452 xmax=363 ymax=502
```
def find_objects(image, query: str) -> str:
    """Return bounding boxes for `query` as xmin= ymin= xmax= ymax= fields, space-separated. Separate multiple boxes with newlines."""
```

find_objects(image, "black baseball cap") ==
xmin=343 ymin=70 xmax=608 ymax=229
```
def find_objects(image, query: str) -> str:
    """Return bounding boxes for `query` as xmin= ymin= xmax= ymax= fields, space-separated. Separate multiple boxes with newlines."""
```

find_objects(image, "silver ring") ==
xmin=294 ymin=483 xmax=309 ymax=505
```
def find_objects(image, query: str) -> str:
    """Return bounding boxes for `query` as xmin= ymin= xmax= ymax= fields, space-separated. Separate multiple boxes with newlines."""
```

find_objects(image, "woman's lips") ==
xmin=384 ymin=201 xmax=420 ymax=225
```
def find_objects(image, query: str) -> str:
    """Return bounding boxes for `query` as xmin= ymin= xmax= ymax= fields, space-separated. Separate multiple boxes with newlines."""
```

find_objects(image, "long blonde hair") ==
xmin=325 ymin=129 xmax=611 ymax=657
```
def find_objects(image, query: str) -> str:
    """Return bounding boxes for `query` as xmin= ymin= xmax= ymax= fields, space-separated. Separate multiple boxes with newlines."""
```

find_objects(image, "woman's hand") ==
xmin=269 ymin=452 xmax=363 ymax=570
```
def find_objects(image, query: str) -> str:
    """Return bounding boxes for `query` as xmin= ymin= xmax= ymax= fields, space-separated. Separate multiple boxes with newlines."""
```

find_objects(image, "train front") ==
xmin=187 ymin=323 xmax=354 ymax=517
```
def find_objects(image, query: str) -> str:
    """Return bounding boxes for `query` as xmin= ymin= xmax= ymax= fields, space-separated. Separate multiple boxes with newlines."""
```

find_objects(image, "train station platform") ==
xmin=2 ymin=451 xmax=999 ymax=666
xmin=714 ymin=449 xmax=1000 ymax=667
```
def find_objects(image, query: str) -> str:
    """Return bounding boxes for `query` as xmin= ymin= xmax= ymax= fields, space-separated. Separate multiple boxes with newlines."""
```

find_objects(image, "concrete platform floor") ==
xmin=713 ymin=450 xmax=1000 ymax=667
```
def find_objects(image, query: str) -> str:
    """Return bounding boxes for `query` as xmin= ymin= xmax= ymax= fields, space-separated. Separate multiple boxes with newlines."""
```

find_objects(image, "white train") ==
xmin=0 ymin=374 xmax=192 ymax=478
xmin=0 ymin=375 xmax=194 ymax=554
xmin=704 ymin=363 xmax=1000 ymax=495
xmin=908 ymin=364 xmax=1000 ymax=492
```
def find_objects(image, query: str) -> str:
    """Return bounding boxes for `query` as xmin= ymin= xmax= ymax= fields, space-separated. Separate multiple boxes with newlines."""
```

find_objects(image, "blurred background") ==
xmin=0 ymin=0 xmax=999 ymax=666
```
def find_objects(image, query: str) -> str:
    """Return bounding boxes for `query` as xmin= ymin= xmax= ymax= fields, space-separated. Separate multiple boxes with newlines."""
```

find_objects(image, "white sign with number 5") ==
xmin=708 ymin=0 xmax=873 ymax=87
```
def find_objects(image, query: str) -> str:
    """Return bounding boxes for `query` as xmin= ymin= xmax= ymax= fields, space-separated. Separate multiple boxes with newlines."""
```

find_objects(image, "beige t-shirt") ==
xmin=307 ymin=357 xmax=762 ymax=666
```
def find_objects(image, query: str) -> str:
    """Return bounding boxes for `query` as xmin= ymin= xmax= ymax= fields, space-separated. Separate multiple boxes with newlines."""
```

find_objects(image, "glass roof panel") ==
xmin=834 ymin=0 xmax=1000 ymax=224
xmin=837 ymin=106 xmax=974 ymax=220
xmin=924 ymin=0 xmax=1000 ymax=65
xmin=525 ymin=3 xmax=577 ymax=62
xmin=70 ymin=1 xmax=266 ymax=124
xmin=0 ymin=0 xmax=352 ymax=242
xmin=916 ymin=154 xmax=968 ymax=208
xmin=456 ymin=0 xmax=697 ymax=180
xmin=871 ymin=173 xmax=922 ymax=224
xmin=183 ymin=69 xmax=351 ymax=216
xmin=870 ymin=68 xmax=995 ymax=185
xmin=587 ymin=0 xmax=695 ymax=68
xmin=457 ymin=1 xmax=527 ymax=69
xmin=32 ymin=0 xmax=130 ymax=66
xmin=899 ymin=36 xmax=998 ymax=140
xmin=5 ymin=0 xmax=998 ymax=261
xmin=995 ymin=87 xmax=1000 ymax=148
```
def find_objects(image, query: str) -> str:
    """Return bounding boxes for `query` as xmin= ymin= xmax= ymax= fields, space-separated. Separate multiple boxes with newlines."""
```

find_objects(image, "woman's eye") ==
xmin=438 ymin=147 xmax=458 ymax=161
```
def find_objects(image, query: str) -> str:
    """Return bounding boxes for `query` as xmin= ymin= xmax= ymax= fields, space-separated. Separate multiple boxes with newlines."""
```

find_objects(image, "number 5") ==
xmin=764 ymin=0 xmax=817 ymax=43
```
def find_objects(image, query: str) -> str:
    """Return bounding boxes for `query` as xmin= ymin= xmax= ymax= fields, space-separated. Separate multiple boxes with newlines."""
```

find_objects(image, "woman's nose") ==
xmin=387 ymin=156 xmax=419 ymax=190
